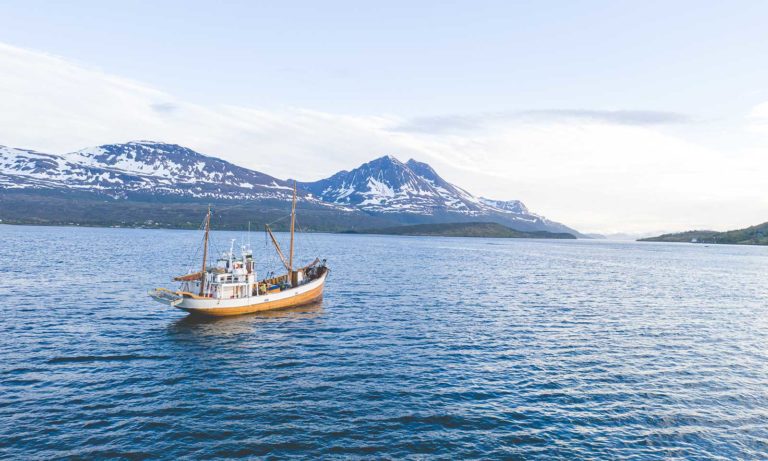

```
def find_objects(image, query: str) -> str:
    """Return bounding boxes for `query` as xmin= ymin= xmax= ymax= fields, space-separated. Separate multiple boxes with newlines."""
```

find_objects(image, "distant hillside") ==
xmin=639 ymin=222 xmax=768 ymax=245
xmin=342 ymin=222 xmax=576 ymax=239
xmin=0 ymin=191 xmax=395 ymax=231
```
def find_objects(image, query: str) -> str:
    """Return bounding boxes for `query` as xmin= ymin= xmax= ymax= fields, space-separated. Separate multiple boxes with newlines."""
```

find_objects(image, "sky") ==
xmin=1 ymin=0 xmax=767 ymax=234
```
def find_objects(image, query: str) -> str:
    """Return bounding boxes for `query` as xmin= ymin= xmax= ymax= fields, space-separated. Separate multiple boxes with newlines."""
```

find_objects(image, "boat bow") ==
xmin=148 ymin=287 xmax=183 ymax=307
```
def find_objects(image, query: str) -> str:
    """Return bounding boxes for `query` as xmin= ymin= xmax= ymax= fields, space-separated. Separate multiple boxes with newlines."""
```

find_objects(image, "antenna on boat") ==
xmin=199 ymin=205 xmax=211 ymax=296
xmin=289 ymin=181 xmax=297 ymax=285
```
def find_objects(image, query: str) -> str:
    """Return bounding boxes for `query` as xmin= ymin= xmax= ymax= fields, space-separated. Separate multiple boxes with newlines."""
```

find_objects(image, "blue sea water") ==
xmin=1 ymin=224 xmax=767 ymax=460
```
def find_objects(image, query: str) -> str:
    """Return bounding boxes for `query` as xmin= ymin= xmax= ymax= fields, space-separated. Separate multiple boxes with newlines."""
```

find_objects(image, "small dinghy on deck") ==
xmin=149 ymin=183 xmax=329 ymax=317
xmin=148 ymin=288 xmax=183 ymax=307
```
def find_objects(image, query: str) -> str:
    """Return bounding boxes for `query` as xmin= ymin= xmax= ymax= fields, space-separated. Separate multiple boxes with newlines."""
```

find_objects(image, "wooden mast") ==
xmin=288 ymin=181 xmax=297 ymax=284
xmin=199 ymin=206 xmax=211 ymax=296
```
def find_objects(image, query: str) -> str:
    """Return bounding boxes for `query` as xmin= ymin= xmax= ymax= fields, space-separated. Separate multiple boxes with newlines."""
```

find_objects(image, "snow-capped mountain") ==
xmin=1 ymin=141 xmax=581 ymax=235
xmin=0 ymin=141 xmax=296 ymax=201
xmin=299 ymin=155 xmax=580 ymax=234
xmin=299 ymin=156 xmax=486 ymax=214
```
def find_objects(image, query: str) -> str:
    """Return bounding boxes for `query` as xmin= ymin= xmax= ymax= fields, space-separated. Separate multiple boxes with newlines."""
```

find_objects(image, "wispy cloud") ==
xmin=150 ymin=102 xmax=180 ymax=114
xmin=392 ymin=110 xmax=692 ymax=133
xmin=522 ymin=110 xmax=693 ymax=125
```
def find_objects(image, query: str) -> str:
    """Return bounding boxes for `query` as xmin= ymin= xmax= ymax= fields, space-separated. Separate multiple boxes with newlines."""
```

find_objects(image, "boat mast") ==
xmin=199 ymin=206 xmax=211 ymax=296
xmin=288 ymin=181 xmax=297 ymax=280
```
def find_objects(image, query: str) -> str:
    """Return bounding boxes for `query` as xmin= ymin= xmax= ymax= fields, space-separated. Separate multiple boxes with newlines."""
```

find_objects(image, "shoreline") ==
xmin=0 ymin=221 xmax=582 ymax=241
xmin=4 ymin=222 xmax=765 ymax=245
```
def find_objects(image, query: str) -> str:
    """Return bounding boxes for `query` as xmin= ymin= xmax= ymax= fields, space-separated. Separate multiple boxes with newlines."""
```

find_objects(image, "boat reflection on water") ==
xmin=167 ymin=301 xmax=324 ymax=336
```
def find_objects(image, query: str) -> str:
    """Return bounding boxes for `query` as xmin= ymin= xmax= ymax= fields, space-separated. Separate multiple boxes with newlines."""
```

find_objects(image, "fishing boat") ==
xmin=149 ymin=183 xmax=329 ymax=316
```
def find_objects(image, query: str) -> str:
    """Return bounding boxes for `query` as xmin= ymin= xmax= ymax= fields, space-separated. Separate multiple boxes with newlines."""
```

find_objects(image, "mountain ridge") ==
xmin=0 ymin=141 xmax=582 ymax=235
xmin=0 ymin=141 xmax=301 ymax=202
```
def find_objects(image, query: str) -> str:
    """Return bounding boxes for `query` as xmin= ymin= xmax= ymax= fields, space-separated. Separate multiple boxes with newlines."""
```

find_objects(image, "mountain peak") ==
xmin=300 ymin=154 xmax=484 ymax=215
xmin=125 ymin=140 xmax=169 ymax=146
xmin=96 ymin=141 xmax=198 ymax=153
xmin=368 ymin=154 xmax=403 ymax=166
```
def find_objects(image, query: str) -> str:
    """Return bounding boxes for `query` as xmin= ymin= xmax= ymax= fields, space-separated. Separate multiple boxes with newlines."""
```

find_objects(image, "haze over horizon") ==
xmin=2 ymin=1 xmax=767 ymax=235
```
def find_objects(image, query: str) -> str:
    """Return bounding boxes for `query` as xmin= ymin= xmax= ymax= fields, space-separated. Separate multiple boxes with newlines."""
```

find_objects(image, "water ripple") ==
xmin=1 ymin=226 xmax=767 ymax=459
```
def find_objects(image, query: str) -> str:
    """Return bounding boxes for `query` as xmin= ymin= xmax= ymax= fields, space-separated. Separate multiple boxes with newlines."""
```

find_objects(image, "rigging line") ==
xmin=208 ymin=211 xmax=219 ymax=258
xmin=207 ymin=207 xmax=228 ymax=265
xmin=265 ymin=213 xmax=292 ymax=227
xmin=258 ymin=229 xmax=277 ymax=280
xmin=295 ymin=215 xmax=319 ymax=263
xmin=184 ymin=218 xmax=207 ymax=275
xmin=209 ymin=225 xmax=225 ymax=262
xmin=195 ymin=211 xmax=208 ymax=251
xmin=263 ymin=227 xmax=278 ymax=276
xmin=179 ymin=208 xmax=213 ymax=276
xmin=206 ymin=202 xmax=249 ymax=213
xmin=294 ymin=214 xmax=305 ymax=251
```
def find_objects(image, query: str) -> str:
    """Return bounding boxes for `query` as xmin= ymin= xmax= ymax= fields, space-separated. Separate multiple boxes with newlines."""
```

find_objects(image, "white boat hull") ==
xmin=173 ymin=270 xmax=328 ymax=317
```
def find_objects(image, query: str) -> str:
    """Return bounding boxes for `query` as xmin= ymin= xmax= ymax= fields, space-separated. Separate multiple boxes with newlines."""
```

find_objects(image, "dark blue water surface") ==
xmin=2 ymin=225 xmax=768 ymax=460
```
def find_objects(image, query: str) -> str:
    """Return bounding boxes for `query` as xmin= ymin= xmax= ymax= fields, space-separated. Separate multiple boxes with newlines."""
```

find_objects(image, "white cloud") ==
xmin=391 ymin=110 xmax=693 ymax=133
xmin=1 ymin=42 xmax=766 ymax=234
